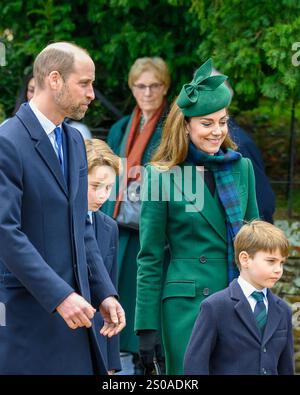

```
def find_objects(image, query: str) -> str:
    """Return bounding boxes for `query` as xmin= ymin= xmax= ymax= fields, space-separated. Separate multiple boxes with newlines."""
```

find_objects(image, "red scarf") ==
xmin=113 ymin=100 xmax=167 ymax=218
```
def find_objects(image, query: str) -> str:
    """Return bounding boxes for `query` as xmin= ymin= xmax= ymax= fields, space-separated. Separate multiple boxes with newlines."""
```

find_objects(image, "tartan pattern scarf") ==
xmin=187 ymin=142 xmax=243 ymax=283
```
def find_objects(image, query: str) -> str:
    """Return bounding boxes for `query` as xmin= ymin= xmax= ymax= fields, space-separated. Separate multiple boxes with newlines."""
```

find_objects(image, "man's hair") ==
xmin=234 ymin=220 xmax=289 ymax=269
xmin=33 ymin=42 xmax=89 ymax=89
xmin=85 ymin=138 xmax=121 ymax=176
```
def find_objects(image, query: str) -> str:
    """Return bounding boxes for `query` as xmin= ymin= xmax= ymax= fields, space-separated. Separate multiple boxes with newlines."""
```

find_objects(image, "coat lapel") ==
xmin=173 ymin=163 xmax=229 ymax=242
xmin=16 ymin=104 xmax=68 ymax=198
xmin=262 ymin=290 xmax=283 ymax=345
xmin=64 ymin=123 xmax=80 ymax=202
xmin=93 ymin=212 xmax=111 ymax=259
xmin=230 ymin=279 xmax=262 ymax=344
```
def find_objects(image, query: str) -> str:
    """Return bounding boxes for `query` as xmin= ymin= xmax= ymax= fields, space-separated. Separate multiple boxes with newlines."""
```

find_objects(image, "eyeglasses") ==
xmin=132 ymin=83 xmax=164 ymax=92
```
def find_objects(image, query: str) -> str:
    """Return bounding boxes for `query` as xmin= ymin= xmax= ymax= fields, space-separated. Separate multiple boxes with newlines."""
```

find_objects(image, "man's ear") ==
xmin=48 ymin=71 xmax=63 ymax=90
xmin=239 ymin=251 xmax=250 ymax=269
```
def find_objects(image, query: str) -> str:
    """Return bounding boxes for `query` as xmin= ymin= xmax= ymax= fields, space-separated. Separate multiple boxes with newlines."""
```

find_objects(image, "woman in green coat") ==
xmin=135 ymin=59 xmax=259 ymax=375
xmin=101 ymin=57 xmax=171 ymax=371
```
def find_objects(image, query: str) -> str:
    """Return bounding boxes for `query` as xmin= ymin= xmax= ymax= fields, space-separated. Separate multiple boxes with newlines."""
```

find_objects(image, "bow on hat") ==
xmin=177 ymin=58 xmax=228 ymax=109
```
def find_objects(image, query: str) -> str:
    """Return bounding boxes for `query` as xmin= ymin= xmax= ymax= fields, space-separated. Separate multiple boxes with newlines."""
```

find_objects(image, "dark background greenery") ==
xmin=0 ymin=0 xmax=299 ymax=217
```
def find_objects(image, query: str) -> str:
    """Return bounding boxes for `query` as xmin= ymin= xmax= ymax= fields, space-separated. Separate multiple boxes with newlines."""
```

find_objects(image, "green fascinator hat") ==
xmin=176 ymin=58 xmax=232 ymax=117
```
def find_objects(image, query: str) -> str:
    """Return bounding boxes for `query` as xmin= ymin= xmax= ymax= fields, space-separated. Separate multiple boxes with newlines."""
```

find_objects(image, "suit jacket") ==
xmin=184 ymin=279 xmax=294 ymax=375
xmin=135 ymin=159 xmax=259 ymax=374
xmin=92 ymin=211 xmax=121 ymax=371
xmin=0 ymin=103 xmax=116 ymax=374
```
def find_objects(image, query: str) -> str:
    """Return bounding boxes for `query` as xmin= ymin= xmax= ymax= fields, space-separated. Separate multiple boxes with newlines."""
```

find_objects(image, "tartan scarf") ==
xmin=187 ymin=142 xmax=243 ymax=283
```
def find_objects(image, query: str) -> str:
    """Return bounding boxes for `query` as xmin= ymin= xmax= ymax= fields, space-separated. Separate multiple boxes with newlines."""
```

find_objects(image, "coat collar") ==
xmin=64 ymin=122 xmax=80 ymax=202
xmin=261 ymin=290 xmax=284 ymax=345
xmin=230 ymin=279 xmax=284 ymax=344
xmin=16 ymin=103 xmax=79 ymax=201
xmin=230 ymin=279 xmax=262 ymax=343
xmin=172 ymin=163 xmax=242 ymax=242
xmin=93 ymin=211 xmax=112 ymax=258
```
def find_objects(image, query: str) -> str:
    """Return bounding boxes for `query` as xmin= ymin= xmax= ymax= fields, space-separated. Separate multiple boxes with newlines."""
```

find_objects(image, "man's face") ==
xmin=240 ymin=249 xmax=285 ymax=290
xmin=54 ymin=57 xmax=95 ymax=120
xmin=88 ymin=165 xmax=116 ymax=212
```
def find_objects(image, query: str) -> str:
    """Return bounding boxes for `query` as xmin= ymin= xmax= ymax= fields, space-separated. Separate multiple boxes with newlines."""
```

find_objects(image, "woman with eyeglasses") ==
xmin=134 ymin=59 xmax=259 ymax=374
xmin=102 ymin=57 xmax=171 ymax=373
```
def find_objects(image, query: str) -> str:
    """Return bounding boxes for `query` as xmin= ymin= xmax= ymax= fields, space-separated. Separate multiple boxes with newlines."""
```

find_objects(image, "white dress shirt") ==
xmin=87 ymin=211 xmax=93 ymax=224
xmin=29 ymin=101 xmax=63 ymax=161
xmin=237 ymin=276 xmax=268 ymax=312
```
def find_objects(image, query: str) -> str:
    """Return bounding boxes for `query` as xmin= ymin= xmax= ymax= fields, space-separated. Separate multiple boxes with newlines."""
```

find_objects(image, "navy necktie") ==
xmin=252 ymin=291 xmax=267 ymax=335
xmin=86 ymin=213 xmax=92 ymax=224
xmin=54 ymin=126 xmax=64 ymax=175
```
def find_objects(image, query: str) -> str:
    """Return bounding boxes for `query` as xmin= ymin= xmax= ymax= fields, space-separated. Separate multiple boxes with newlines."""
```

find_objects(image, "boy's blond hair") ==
xmin=234 ymin=220 xmax=289 ymax=269
xmin=85 ymin=138 xmax=121 ymax=175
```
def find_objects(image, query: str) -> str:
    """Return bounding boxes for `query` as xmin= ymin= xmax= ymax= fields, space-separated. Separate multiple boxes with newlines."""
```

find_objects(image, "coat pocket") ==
xmin=0 ymin=273 xmax=25 ymax=288
xmin=272 ymin=329 xmax=288 ymax=339
xmin=162 ymin=280 xmax=196 ymax=300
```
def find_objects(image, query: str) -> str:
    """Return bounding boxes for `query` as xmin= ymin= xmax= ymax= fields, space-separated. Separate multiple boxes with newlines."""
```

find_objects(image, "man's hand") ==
xmin=56 ymin=292 xmax=96 ymax=329
xmin=99 ymin=296 xmax=126 ymax=338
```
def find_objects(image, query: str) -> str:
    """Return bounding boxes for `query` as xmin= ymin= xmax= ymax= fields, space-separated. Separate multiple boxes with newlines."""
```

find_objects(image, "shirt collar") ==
xmin=29 ymin=100 xmax=61 ymax=136
xmin=238 ymin=276 xmax=267 ymax=299
xmin=87 ymin=211 xmax=93 ymax=224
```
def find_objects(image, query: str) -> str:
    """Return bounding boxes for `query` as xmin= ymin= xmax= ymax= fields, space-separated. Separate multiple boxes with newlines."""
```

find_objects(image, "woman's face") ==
xmin=88 ymin=165 xmax=116 ymax=211
xmin=131 ymin=70 xmax=166 ymax=115
xmin=186 ymin=108 xmax=229 ymax=155
xmin=27 ymin=78 xmax=35 ymax=101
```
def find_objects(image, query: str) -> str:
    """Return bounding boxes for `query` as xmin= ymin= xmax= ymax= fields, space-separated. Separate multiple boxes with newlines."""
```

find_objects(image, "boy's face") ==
xmin=88 ymin=165 xmax=116 ymax=212
xmin=239 ymin=249 xmax=285 ymax=290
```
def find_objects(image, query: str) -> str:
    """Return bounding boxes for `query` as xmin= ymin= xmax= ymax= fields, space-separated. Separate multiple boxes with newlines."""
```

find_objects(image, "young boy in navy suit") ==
xmin=184 ymin=220 xmax=294 ymax=375
xmin=85 ymin=139 xmax=122 ymax=374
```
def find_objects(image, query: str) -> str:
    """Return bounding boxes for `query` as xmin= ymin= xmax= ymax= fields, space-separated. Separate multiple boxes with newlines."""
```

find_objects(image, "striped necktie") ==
xmin=54 ymin=126 xmax=64 ymax=175
xmin=252 ymin=291 xmax=267 ymax=335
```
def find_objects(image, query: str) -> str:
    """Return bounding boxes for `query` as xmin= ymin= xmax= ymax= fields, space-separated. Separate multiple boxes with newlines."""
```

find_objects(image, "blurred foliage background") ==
xmin=0 ymin=0 xmax=299 ymax=217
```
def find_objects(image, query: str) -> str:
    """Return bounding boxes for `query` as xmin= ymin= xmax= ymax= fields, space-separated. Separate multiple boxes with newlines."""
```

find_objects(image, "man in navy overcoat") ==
xmin=0 ymin=42 xmax=125 ymax=374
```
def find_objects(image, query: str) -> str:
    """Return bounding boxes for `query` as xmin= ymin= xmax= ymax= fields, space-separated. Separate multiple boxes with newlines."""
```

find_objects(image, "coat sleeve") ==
xmin=84 ymin=218 xmax=117 ymax=307
xmin=277 ymin=307 xmax=295 ymax=375
xmin=106 ymin=221 xmax=122 ymax=371
xmin=0 ymin=135 xmax=74 ymax=313
xmin=244 ymin=158 xmax=260 ymax=221
xmin=183 ymin=300 xmax=218 ymax=375
xmin=135 ymin=165 xmax=168 ymax=331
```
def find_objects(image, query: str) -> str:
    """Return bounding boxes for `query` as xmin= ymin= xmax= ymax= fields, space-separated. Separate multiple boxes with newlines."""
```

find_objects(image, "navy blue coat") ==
xmin=0 ymin=103 xmax=117 ymax=374
xmin=92 ymin=211 xmax=121 ymax=371
xmin=184 ymin=279 xmax=294 ymax=375
xmin=229 ymin=118 xmax=275 ymax=223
